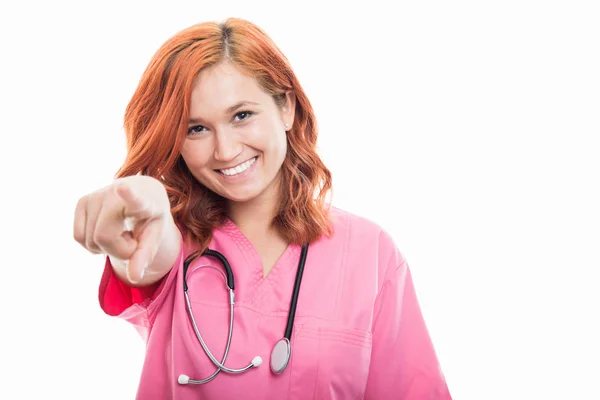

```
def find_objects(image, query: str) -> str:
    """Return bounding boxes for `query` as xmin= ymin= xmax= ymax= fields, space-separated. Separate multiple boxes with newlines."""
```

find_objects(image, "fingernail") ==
xmin=124 ymin=260 xmax=136 ymax=284
xmin=139 ymin=261 xmax=148 ymax=282
xmin=123 ymin=216 xmax=135 ymax=232
xmin=139 ymin=265 xmax=146 ymax=281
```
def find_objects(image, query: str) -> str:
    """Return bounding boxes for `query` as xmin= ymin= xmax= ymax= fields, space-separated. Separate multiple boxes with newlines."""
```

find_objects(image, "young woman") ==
xmin=73 ymin=17 xmax=452 ymax=399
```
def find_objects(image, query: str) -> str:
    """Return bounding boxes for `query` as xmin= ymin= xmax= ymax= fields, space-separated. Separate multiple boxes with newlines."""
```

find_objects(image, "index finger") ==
xmin=115 ymin=184 xmax=152 ymax=220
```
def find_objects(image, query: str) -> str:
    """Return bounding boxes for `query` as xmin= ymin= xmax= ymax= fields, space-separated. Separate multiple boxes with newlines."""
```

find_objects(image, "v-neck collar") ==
xmin=219 ymin=218 xmax=302 ymax=308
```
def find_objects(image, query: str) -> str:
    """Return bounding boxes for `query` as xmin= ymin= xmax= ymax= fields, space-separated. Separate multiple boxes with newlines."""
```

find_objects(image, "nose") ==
xmin=213 ymin=129 xmax=242 ymax=162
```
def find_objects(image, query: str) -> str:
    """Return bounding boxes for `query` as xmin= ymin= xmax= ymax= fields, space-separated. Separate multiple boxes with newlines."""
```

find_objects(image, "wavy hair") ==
xmin=116 ymin=18 xmax=333 ymax=249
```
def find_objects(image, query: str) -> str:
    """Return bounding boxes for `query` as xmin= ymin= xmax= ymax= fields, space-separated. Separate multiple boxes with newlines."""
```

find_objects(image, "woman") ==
xmin=73 ymin=18 xmax=452 ymax=399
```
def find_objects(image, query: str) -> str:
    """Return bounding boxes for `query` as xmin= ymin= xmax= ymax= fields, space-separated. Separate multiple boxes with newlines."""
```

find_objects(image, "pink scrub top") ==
xmin=99 ymin=207 xmax=452 ymax=399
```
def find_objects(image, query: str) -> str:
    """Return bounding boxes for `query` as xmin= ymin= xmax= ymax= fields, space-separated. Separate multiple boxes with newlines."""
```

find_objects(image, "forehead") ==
xmin=190 ymin=62 xmax=269 ymax=114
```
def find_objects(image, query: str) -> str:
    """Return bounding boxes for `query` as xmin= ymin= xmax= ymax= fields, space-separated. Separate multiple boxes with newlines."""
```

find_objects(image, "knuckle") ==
xmin=93 ymin=229 xmax=114 ymax=248
xmin=84 ymin=238 xmax=98 ymax=254
xmin=73 ymin=230 xmax=84 ymax=244
xmin=77 ymin=192 xmax=91 ymax=205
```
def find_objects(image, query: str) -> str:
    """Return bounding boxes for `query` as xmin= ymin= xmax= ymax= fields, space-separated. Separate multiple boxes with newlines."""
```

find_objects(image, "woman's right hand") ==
xmin=73 ymin=175 xmax=181 ymax=286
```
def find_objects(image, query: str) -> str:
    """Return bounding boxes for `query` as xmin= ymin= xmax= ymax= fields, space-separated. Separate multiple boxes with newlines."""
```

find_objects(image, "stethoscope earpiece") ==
xmin=251 ymin=356 xmax=263 ymax=367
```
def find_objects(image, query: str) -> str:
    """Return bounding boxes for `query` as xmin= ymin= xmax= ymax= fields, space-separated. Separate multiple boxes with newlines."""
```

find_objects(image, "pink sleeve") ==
xmin=98 ymin=237 xmax=184 ymax=342
xmin=364 ymin=258 xmax=452 ymax=399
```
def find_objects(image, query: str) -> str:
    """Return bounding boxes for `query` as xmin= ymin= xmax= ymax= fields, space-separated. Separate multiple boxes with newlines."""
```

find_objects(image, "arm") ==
xmin=364 ymin=259 xmax=452 ymax=399
xmin=100 ymin=226 xmax=183 ymax=317
xmin=74 ymin=175 xmax=184 ymax=338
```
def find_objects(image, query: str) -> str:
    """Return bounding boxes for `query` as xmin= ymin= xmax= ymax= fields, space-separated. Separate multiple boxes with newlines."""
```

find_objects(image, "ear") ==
xmin=281 ymin=91 xmax=296 ymax=131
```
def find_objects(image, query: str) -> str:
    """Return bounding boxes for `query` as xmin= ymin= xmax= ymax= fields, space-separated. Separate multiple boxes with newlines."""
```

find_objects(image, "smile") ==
xmin=218 ymin=157 xmax=258 ymax=176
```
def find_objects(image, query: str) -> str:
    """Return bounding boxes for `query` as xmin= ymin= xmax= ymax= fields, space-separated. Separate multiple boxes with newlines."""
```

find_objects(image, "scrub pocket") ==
xmin=287 ymin=325 xmax=372 ymax=400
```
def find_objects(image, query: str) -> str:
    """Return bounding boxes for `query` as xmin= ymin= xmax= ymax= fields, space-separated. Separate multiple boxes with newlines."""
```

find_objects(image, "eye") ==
xmin=187 ymin=125 xmax=207 ymax=136
xmin=233 ymin=111 xmax=254 ymax=122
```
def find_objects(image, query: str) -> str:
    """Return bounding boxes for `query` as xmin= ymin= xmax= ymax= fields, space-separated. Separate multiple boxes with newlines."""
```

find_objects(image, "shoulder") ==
xmin=326 ymin=206 xmax=407 ymax=269
xmin=328 ymin=206 xmax=399 ymax=249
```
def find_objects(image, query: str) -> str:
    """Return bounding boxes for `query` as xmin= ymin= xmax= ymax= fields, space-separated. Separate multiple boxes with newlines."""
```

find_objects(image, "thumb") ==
xmin=126 ymin=217 xmax=164 ymax=283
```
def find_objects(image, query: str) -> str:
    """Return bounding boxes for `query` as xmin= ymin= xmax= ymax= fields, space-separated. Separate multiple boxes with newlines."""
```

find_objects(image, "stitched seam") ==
xmin=296 ymin=332 xmax=372 ymax=347
xmin=312 ymin=330 xmax=321 ymax=399
xmin=296 ymin=326 xmax=373 ymax=339
xmin=334 ymin=212 xmax=350 ymax=320
xmin=183 ymin=303 xmax=343 ymax=318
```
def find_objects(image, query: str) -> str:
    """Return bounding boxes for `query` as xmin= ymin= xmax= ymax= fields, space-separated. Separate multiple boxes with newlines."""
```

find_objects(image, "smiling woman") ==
xmin=181 ymin=62 xmax=292 ymax=205
xmin=72 ymin=17 xmax=452 ymax=399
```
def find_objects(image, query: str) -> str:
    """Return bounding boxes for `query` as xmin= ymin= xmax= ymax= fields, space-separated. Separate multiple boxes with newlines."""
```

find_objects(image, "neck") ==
xmin=226 ymin=176 xmax=282 ymax=239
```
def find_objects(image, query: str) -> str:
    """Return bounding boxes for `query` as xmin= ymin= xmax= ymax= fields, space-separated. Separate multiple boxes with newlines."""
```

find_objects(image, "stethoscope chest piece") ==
xmin=270 ymin=337 xmax=291 ymax=374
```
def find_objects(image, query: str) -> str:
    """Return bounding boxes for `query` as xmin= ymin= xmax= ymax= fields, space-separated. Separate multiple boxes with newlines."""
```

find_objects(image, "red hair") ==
xmin=116 ymin=18 xmax=333 ymax=249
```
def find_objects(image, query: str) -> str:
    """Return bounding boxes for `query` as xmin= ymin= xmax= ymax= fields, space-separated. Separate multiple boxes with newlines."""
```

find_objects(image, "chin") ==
xmin=210 ymin=183 xmax=262 ymax=203
xmin=223 ymin=190 xmax=262 ymax=203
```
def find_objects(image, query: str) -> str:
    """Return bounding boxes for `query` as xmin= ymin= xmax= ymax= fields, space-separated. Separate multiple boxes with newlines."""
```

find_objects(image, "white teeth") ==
xmin=220 ymin=157 xmax=256 ymax=176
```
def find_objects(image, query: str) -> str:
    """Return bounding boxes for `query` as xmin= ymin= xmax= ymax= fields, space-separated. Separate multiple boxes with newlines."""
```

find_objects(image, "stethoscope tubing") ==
xmin=284 ymin=244 xmax=308 ymax=339
xmin=182 ymin=293 xmax=233 ymax=383
xmin=180 ymin=243 xmax=309 ymax=383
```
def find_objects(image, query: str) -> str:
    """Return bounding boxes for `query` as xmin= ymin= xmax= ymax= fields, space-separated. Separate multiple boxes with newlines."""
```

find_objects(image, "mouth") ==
xmin=216 ymin=156 xmax=258 ymax=177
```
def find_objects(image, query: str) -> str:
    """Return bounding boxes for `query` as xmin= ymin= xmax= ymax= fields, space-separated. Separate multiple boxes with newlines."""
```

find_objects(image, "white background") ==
xmin=1 ymin=1 xmax=598 ymax=399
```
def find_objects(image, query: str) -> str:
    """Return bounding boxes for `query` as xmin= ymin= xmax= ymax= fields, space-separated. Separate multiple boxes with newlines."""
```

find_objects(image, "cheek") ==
xmin=256 ymin=120 xmax=287 ymax=159
xmin=272 ymin=131 xmax=288 ymax=164
xmin=181 ymin=141 xmax=213 ymax=171
xmin=275 ymin=135 xmax=288 ymax=163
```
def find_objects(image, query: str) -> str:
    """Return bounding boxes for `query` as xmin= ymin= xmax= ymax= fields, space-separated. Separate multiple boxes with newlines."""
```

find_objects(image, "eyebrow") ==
xmin=188 ymin=101 xmax=260 ymax=125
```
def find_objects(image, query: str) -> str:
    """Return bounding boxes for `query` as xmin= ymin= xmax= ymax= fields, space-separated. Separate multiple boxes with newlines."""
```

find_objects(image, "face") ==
xmin=180 ymin=61 xmax=295 ymax=204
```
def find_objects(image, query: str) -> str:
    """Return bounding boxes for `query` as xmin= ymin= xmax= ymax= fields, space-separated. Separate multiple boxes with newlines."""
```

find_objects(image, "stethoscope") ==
xmin=177 ymin=244 xmax=309 ymax=385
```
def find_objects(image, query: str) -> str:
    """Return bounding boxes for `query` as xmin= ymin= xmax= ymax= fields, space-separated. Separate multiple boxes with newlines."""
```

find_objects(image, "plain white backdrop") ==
xmin=0 ymin=1 xmax=598 ymax=399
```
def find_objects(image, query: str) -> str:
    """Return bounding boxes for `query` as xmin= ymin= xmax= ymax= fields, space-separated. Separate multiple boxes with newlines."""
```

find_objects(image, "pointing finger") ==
xmin=115 ymin=184 xmax=153 ymax=220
